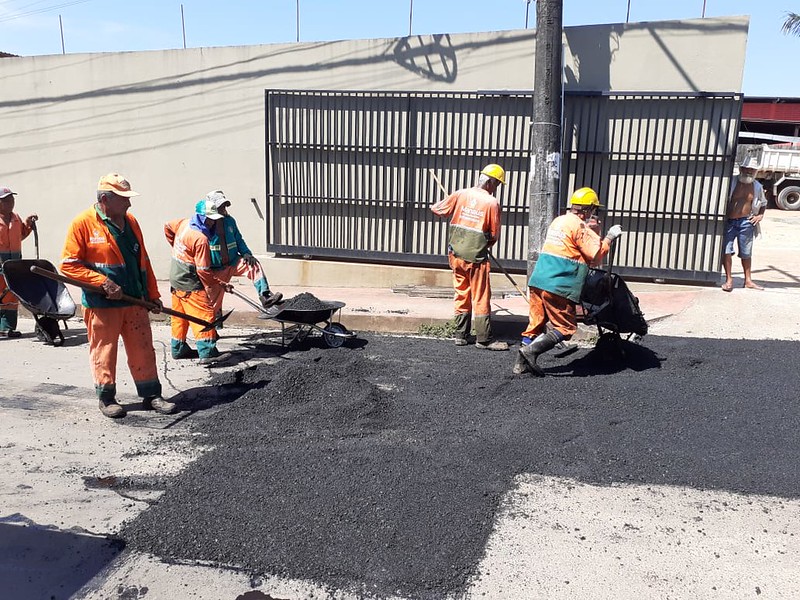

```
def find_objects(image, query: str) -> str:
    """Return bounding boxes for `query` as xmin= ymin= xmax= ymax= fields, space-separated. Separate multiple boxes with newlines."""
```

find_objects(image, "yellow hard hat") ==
xmin=569 ymin=187 xmax=601 ymax=207
xmin=481 ymin=164 xmax=506 ymax=185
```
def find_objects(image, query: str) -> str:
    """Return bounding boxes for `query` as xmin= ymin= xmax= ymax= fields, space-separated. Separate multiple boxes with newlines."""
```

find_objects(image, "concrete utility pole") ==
xmin=528 ymin=0 xmax=563 ymax=276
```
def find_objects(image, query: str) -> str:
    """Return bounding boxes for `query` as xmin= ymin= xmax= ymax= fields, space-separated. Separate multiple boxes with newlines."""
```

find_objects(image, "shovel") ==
xmin=31 ymin=265 xmax=231 ymax=333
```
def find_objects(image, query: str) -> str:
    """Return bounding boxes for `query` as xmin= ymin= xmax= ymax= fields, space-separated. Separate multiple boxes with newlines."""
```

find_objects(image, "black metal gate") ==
xmin=265 ymin=89 xmax=741 ymax=282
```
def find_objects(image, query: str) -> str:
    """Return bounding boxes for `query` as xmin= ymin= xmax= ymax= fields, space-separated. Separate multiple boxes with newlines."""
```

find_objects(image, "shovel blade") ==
xmin=201 ymin=309 xmax=234 ymax=333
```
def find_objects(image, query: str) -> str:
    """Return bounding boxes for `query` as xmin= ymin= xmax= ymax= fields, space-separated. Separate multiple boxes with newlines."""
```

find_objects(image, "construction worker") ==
xmin=204 ymin=190 xmax=283 ymax=319
xmin=164 ymin=198 xmax=226 ymax=365
xmin=0 ymin=185 xmax=37 ymax=338
xmin=515 ymin=187 xmax=624 ymax=376
xmin=721 ymin=156 xmax=768 ymax=292
xmin=61 ymin=173 xmax=177 ymax=418
xmin=431 ymin=164 xmax=508 ymax=350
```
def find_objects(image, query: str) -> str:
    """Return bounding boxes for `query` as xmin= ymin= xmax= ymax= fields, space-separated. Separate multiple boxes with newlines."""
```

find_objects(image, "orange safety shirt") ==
xmin=0 ymin=212 xmax=32 ymax=260
xmin=528 ymin=212 xmax=610 ymax=302
xmin=61 ymin=206 xmax=159 ymax=308
xmin=431 ymin=186 xmax=500 ymax=263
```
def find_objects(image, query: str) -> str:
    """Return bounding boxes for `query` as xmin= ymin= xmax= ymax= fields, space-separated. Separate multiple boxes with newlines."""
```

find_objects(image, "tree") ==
xmin=781 ymin=12 xmax=800 ymax=36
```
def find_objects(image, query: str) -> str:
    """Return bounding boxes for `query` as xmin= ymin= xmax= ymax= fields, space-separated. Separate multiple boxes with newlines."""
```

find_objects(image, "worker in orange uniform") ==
xmin=61 ymin=174 xmax=177 ymax=418
xmin=0 ymin=185 xmax=37 ymax=338
xmin=164 ymin=198 xmax=226 ymax=365
xmin=205 ymin=190 xmax=283 ymax=322
xmin=431 ymin=164 xmax=508 ymax=351
xmin=516 ymin=187 xmax=624 ymax=376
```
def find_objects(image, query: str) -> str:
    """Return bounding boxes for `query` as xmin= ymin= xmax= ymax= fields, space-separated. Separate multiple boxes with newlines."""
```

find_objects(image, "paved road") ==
xmin=1 ymin=210 xmax=799 ymax=600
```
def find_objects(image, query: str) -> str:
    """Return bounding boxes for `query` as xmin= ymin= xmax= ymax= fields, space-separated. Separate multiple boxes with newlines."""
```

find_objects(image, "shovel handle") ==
xmin=30 ymin=265 xmax=219 ymax=331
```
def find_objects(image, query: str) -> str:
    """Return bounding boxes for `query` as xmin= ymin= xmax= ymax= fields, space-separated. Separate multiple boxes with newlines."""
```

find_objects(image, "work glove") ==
xmin=605 ymin=225 xmax=624 ymax=242
xmin=242 ymin=253 xmax=258 ymax=267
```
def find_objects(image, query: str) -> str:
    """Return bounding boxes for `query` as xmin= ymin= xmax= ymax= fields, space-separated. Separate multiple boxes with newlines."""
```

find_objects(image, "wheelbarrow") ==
xmin=1 ymin=259 xmax=77 ymax=345
xmin=227 ymin=287 xmax=356 ymax=348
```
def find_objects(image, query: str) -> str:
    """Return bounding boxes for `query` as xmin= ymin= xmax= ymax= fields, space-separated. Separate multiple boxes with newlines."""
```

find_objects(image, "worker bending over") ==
xmin=205 ymin=190 xmax=282 ymax=319
xmin=516 ymin=187 xmax=624 ymax=375
xmin=165 ymin=199 xmax=226 ymax=365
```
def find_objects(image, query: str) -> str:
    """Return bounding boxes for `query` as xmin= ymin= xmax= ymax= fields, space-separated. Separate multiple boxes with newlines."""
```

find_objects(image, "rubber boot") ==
xmin=453 ymin=313 xmax=471 ymax=345
xmin=519 ymin=331 xmax=561 ymax=376
xmin=512 ymin=351 xmax=533 ymax=375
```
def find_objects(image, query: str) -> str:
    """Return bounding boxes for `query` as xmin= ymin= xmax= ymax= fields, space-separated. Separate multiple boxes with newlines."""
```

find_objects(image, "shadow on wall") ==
xmin=0 ymin=517 xmax=124 ymax=600
xmin=390 ymin=34 xmax=457 ymax=83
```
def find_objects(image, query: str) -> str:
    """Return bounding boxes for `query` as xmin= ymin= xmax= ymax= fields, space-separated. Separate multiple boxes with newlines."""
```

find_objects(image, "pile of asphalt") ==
xmin=121 ymin=334 xmax=800 ymax=599
xmin=280 ymin=292 xmax=336 ymax=311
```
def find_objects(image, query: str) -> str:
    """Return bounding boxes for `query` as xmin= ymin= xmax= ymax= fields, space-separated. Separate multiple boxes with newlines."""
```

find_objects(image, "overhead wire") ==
xmin=0 ymin=0 xmax=95 ymax=24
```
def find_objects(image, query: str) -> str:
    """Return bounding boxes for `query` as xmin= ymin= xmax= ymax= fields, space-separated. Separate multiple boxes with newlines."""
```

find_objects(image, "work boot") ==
xmin=475 ymin=340 xmax=509 ymax=351
xmin=260 ymin=291 xmax=283 ymax=310
xmin=512 ymin=351 xmax=533 ymax=375
xmin=144 ymin=396 xmax=178 ymax=415
xmin=198 ymin=352 xmax=234 ymax=368
xmin=98 ymin=398 xmax=126 ymax=419
xmin=519 ymin=331 xmax=561 ymax=376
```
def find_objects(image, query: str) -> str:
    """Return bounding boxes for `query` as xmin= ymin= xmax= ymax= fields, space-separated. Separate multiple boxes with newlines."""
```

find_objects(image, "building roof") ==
xmin=743 ymin=97 xmax=800 ymax=124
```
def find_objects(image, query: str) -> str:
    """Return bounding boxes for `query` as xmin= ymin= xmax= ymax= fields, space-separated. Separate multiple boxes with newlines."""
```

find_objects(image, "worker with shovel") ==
xmin=430 ymin=164 xmax=509 ymax=351
xmin=515 ymin=187 xmax=624 ymax=376
xmin=204 ymin=190 xmax=283 ymax=320
xmin=164 ymin=198 xmax=229 ymax=366
xmin=0 ymin=185 xmax=37 ymax=338
xmin=61 ymin=173 xmax=177 ymax=418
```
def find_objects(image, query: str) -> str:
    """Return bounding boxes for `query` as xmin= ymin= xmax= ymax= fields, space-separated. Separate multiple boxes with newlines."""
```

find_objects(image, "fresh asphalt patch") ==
xmin=120 ymin=334 xmax=800 ymax=599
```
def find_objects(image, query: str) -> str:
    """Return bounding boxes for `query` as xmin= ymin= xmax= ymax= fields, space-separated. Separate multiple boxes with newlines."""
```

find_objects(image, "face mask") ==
xmin=738 ymin=174 xmax=755 ymax=184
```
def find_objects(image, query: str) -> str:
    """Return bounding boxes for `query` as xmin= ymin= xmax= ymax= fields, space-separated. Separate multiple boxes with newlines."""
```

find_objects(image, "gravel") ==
xmin=120 ymin=334 xmax=800 ymax=599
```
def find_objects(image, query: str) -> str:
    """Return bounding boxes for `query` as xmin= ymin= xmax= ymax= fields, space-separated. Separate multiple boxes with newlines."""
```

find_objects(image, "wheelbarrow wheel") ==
xmin=322 ymin=323 xmax=348 ymax=348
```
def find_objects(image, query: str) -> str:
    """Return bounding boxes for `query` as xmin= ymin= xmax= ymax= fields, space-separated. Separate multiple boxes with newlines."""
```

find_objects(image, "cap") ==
xmin=97 ymin=173 xmax=139 ymax=197
xmin=740 ymin=156 xmax=760 ymax=170
xmin=205 ymin=190 xmax=231 ymax=209
xmin=0 ymin=186 xmax=17 ymax=199
xmin=195 ymin=198 xmax=224 ymax=220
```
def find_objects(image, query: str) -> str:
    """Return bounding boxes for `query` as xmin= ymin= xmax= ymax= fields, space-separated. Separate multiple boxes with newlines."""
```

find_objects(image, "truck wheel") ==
xmin=776 ymin=185 xmax=800 ymax=211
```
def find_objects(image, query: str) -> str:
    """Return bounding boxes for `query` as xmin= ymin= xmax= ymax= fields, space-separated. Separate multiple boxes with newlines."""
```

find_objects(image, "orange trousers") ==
xmin=84 ymin=306 xmax=161 ymax=401
xmin=450 ymin=254 xmax=492 ymax=316
xmin=522 ymin=287 xmax=578 ymax=340
xmin=171 ymin=289 xmax=218 ymax=358
xmin=209 ymin=259 xmax=268 ymax=316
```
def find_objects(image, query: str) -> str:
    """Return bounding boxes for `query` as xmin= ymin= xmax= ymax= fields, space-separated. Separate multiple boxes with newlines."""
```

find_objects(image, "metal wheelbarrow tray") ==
xmin=1 ymin=259 xmax=77 ymax=346
xmin=264 ymin=300 xmax=356 ymax=348
xmin=227 ymin=287 xmax=356 ymax=348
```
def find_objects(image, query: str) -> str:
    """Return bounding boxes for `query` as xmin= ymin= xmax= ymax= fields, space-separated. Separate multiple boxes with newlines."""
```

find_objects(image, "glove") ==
xmin=605 ymin=225 xmax=624 ymax=242
xmin=242 ymin=253 xmax=258 ymax=267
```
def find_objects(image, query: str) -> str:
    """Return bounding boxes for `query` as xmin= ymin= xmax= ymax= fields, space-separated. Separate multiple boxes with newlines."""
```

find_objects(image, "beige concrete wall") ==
xmin=0 ymin=17 xmax=748 ymax=282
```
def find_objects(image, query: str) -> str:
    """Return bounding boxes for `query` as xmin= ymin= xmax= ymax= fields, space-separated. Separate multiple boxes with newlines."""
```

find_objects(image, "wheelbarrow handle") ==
xmin=30 ymin=265 xmax=230 ymax=333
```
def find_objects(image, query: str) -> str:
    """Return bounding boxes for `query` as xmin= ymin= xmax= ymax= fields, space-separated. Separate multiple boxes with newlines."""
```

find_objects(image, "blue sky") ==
xmin=0 ymin=0 xmax=797 ymax=96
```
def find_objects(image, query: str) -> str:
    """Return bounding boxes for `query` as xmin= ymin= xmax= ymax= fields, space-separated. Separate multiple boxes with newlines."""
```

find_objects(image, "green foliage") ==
xmin=782 ymin=12 xmax=800 ymax=36
xmin=417 ymin=319 xmax=458 ymax=338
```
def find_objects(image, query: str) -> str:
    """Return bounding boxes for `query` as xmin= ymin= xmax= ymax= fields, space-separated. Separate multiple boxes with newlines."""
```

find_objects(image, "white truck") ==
xmin=747 ymin=143 xmax=800 ymax=211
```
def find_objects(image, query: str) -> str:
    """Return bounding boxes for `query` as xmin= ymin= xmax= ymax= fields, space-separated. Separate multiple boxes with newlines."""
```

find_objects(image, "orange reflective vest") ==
xmin=431 ymin=186 xmax=500 ymax=263
xmin=164 ymin=218 xmax=218 ymax=292
xmin=529 ymin=212 xmax=610 ymax=302
xmin=0 ymin=212 xmax=32 ymax=261
xmin=61 ymin=206 xmax=159 ymax=308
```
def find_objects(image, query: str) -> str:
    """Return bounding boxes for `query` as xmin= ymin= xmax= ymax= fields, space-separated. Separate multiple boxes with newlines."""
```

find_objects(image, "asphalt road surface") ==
xmin=115 ymin=332 xmax=800 ymax=599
